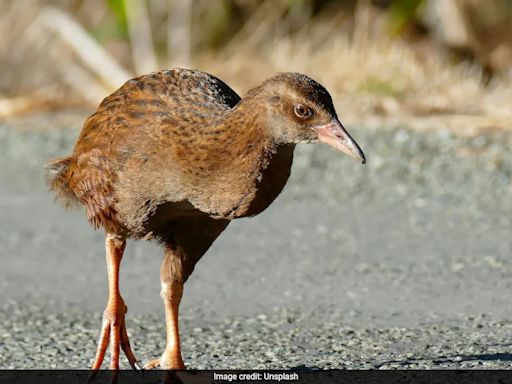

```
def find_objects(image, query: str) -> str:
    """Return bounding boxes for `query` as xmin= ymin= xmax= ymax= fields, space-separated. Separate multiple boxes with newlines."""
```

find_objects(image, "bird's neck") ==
xmin=202 ymin=92 xmax=293 ymax=186
xmin=204 ymin=92 xmax=278 ymax=161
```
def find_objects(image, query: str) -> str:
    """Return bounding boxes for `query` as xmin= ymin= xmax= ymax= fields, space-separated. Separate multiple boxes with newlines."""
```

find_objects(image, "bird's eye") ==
xmin=294 ymin=104 xmax=312 ymax=119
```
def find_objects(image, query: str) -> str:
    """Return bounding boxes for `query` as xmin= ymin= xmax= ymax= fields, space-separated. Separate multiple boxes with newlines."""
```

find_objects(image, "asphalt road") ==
xmin=1 ymin=111 xmax=512 ymax=369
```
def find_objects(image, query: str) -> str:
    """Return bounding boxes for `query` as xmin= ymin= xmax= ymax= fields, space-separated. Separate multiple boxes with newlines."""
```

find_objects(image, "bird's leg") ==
xmin=144 ymin=280 xmax=185 ymax=370
xmin=144 ymin=218 xmax=229 ymax=370
xmin=160 ymin=281 xmax=185 ymax=369
xmin=91 ymin=233 xmax=140 ymax=370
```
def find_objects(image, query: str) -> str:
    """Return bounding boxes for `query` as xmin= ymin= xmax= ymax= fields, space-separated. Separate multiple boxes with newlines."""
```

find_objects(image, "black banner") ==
xmin=1 ymin=370 xmax=512 ymax=384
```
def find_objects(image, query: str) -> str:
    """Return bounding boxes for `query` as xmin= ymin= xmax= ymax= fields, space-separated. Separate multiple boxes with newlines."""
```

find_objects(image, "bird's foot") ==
xmin=143 ymin=350 xmax=186 ymax=370
xmin=91 ymin=295 xmax=140 ymax=370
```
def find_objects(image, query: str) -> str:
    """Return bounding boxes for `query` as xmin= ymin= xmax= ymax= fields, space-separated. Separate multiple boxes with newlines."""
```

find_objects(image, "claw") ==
xmin=143 ymin=354 xmax=186 ymax=370
xmin=143 ymin=359 xmax=161 ymax=370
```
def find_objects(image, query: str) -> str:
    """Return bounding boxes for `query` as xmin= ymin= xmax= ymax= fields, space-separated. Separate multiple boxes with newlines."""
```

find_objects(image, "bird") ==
xmin=45 ymin=68 xmax=365 ymax=370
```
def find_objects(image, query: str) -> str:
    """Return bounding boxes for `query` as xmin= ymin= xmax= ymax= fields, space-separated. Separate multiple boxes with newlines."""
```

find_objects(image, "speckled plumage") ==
xmin=46 ymin=69 xmax=341 ymax=241
xmin=45 ymin=68 xmax=365 ymax=369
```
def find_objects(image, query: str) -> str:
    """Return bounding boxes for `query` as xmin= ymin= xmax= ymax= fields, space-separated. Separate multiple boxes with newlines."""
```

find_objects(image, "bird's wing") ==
xmin=68 ymin=69 xmax=241 ymax=233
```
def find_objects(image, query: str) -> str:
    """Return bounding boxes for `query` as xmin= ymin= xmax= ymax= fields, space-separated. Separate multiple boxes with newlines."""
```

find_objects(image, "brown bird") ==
xmin=45 ymin=69 xmax=365 ymax=370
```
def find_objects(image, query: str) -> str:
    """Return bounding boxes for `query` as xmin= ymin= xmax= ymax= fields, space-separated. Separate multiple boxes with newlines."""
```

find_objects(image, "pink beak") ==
xmin=314 ymin=119 xmax=366 ymax=164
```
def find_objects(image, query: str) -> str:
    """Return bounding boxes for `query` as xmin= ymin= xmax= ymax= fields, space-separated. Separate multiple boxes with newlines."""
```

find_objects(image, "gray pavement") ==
xmin=1 ymin=111 xmax=512 ymax=369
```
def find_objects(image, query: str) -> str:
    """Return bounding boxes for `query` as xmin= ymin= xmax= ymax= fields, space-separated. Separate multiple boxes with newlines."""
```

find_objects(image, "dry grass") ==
xmin=203 ymin=5 xmax=512 ymax=136
xmin=1 ymin=0 xmax=511 ymax=136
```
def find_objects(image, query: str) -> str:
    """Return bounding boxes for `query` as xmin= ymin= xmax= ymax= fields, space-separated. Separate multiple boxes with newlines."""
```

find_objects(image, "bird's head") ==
xmin=257 ymin=72 xmax=365 ymax=164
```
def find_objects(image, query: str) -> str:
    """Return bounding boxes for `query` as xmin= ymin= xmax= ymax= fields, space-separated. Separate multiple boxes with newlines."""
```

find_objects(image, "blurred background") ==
xmin=2 ymin=0 xmax=512 ymax=370
xmin=1 ymin=0 xmax=511 ymax=132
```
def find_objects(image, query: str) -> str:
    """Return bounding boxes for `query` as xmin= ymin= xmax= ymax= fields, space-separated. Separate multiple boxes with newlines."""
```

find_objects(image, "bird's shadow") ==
xmin=85 ymin=353 xmax=512 ymax=383
xmin=86 ymin=370 xmax=186 ymax=384
xmin=378 ymin=351 xmax=512 ymax=367
xmin=289 ymin=364 xmax=322 ymax=372
xmin=434 ymin=352 xmax=512 ymax=363
xmin=290 ymin=348 xmax=512 ymax=370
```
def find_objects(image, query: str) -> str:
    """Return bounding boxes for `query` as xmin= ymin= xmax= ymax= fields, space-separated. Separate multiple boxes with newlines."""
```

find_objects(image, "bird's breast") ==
xmin=219 ymin=143 xmax=295 ymax=219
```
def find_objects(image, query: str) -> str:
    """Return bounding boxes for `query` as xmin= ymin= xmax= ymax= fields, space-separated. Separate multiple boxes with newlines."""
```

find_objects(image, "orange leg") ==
xmin=144 ymin=281 xmax=185 ymax=370
xmin=90 ymin=234 xmax=140 ymax=370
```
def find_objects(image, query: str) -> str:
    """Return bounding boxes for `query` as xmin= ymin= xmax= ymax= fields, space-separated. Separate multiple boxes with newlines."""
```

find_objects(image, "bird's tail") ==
xmin=44 ymin=156 xmax=79 ymax=208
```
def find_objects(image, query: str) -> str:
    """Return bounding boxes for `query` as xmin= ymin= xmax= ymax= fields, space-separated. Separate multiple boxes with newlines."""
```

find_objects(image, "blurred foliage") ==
xmin=0 ymin=0 xmax=511 ymax=119
xmin=193 ymin=0 xmax=239 ymax=50
xmin=105 ymin=0 xmax=128 ymax=37
xmin=388 ymin=0 xmax=425 ymax=34
xmin=358 ymin=76 xmax=405 ymax=97
xmin=24 ymin=0 xmax=510 ymax=73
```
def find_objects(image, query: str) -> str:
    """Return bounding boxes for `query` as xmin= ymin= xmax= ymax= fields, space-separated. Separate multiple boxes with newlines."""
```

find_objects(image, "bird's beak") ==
xmin=314 ymin=119 xmax=366 ymax=164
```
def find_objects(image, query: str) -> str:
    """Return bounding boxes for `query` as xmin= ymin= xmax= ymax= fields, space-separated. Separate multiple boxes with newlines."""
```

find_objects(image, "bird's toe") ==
xmin=90 ymin=297 xmax=139 ymax=370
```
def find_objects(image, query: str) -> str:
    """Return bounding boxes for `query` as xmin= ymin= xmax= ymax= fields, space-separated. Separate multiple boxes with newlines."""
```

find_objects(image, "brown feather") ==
xmin=46 ymin=68 xmax=342 ymax=243
xmin=44 ymin=156 xmax=78 ymax=209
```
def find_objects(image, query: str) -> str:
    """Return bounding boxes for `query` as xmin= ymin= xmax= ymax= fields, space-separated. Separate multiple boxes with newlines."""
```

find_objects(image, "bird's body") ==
xmin=46 ymin=68 xmax=365 ymax=370
xmin=49 ymin=69 xmax=294 ymax=238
